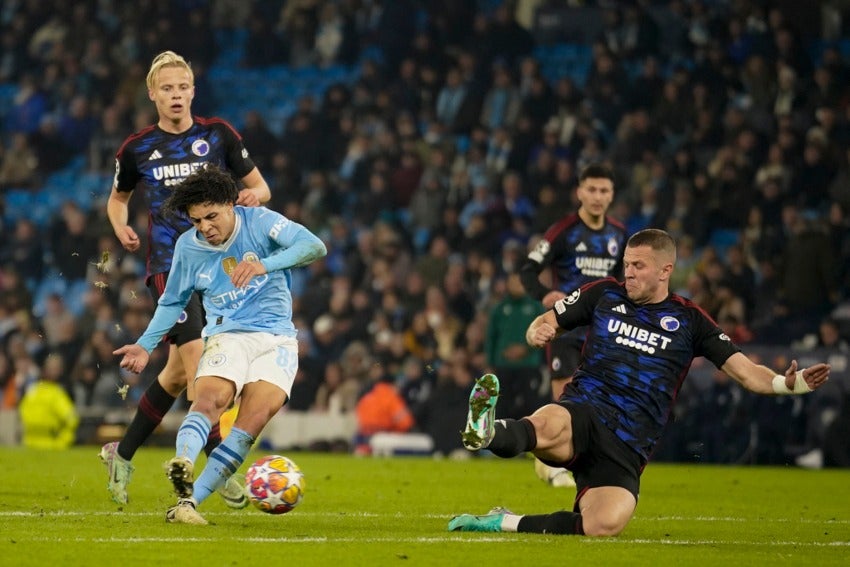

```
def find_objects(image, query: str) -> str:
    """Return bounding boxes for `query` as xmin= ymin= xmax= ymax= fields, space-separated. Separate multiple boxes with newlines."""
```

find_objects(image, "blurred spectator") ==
xmin=823 ymin=390 xmax=850 ymax=467
xmin=7 ymin=74 xmax=49 ymax=135
xmin=480 ymin=64 xmax=521 ymax=131
xmin=29 ymin=115 xmax=72 ymax=173
xmin=485 ymin=272 xmax=542 ymax=419
xmin=696 ymin=369 xmax=752 ymax=463
xmin=777 ymin=214 xmax=839 ymax=339
xmin=240 ymin=110 xmax=280 ymax=173
xmin=1 ymin=220 xmax=44 ymax=288
xmin=415 ymin=350 xmax=476 ymax=457
xmin=18 ymin=353 xmax=79 ymax=449
xmin=312 ymin=361 xmax=360 ymax=415
xmin=47 ymin=202 xmax=99 ymax=283
xmin=354 ymin=364 xmax=414 ymax=454
xmin=0 ymin=132 xmax=38 ymax=188
xmin=794 ymin=317 xmax=850 ymax=352
xmin=58 ymin=95 xmax=97 ymax=151
xmin=87 ymin=105 xmax=128 ymax=174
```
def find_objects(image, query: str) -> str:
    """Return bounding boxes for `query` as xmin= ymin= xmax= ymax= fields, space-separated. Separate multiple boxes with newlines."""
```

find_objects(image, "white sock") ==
xmin=500 ymin=513 xmax=522 ymax=532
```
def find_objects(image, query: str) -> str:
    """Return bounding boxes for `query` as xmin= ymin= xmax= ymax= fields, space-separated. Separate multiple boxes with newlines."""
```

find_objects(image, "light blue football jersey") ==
xmin=136 ymin=206 xmax=326 ymax=353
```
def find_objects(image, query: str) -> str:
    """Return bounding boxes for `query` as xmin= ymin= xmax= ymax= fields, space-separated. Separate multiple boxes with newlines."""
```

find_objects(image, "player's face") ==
xmin=187 ymin=202 xmax=235 ymax=245
xmin=149 ymin=66 xmax=194 ymax=127
xmin=622 ymin=245 xmax=672 ymax=304
xmin=576 ymin=177 xmax=614 ymax=218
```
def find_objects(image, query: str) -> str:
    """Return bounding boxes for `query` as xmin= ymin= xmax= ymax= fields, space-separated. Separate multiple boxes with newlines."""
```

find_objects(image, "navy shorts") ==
xmin=541 ymin=401 xmax=643 ymax=510
xmin=147 ymin=272 xmax=204 ymax=346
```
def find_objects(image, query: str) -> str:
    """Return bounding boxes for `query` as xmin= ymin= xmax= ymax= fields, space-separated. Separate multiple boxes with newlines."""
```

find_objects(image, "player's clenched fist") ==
xmin=527 ymin=321 xmax=557 ymax=347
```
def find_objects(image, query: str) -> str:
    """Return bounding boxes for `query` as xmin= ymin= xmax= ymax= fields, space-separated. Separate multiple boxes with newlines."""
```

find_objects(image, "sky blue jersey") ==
xmin=136 ymin=206 xmax=326 ymax=353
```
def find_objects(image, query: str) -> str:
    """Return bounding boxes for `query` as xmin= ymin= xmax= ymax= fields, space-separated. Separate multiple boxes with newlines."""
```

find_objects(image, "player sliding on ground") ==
xmin=114 ymin=165 xmax=325 ymax=524
xmin=451 ymin=228 xmax=830 ymax=536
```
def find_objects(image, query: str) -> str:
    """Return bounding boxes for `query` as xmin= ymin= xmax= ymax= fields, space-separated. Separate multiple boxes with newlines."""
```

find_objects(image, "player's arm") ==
xmin=220 ymin=119 xmax=271 ymax=206
xmin=526 ymin=309 xmax=560 ymax=347
xmin=228 ymin=214 xmax=327 ymax=288
xmin=107 ymin=186 xmax=140 ymax=252
xmin=721 ymin=352 xmax=830 ymax=395
xmin=236 ymin=167 xmax=271 ymax=207
xmin=521 ymin=235 xmax=568 ymax=308
xmin=113 ymin=242 xmax=195 ymax=373
xmin=526 ymin=279 xmax=608 ymax=347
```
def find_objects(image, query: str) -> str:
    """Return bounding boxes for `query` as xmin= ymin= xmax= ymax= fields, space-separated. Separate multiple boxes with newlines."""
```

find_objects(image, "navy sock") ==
xmin=518 ymin=512 xmax=584 ymax=535
xmin=487 ymin=418 xmax=537 ymax=458
xmin=118 ymin=379 xmax=176 ymax=461
xmin=203 ymin=422 xmax=222 ymax=457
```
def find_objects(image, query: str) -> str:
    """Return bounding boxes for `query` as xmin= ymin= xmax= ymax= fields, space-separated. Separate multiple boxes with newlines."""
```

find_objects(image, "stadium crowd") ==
xmin=0 ymin=0 xmax=849 ymax=465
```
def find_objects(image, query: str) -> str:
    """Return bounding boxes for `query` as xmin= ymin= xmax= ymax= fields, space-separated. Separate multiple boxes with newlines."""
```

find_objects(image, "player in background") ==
xmin=100 ymin=50 xmax=271 ymax=506
xmin=518 ymin=162 xmax=626 ymax=487
xmin=452 ymin=229 xmax=830 ymax=535
xmin=114 ymin=165 xmax=326 ymax=524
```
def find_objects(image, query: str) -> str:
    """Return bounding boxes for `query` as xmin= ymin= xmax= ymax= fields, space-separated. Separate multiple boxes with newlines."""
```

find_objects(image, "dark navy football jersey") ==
xmin=527 ymin=213 xmax=627 ymax=294
xmin=552 ymin=278 xmax=741 ymax=461
xmin=114 ymin=116 xmax=256 ymax=278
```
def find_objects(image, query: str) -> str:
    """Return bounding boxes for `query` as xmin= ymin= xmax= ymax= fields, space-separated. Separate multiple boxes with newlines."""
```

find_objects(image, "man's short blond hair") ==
xmin=146 ymin=51 xmax=194 ymax=90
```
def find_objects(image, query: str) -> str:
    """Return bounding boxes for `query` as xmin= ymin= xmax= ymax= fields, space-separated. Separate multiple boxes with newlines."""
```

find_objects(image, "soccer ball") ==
xmin=245 ymin=455 xmax=306 ymax=514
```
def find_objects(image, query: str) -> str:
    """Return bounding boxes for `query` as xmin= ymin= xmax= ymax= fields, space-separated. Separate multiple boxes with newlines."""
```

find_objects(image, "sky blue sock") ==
xmin=175 ymin=411 xmax=212 ymax=462
xmin=193 ymin=427 xmax=254 ymax=505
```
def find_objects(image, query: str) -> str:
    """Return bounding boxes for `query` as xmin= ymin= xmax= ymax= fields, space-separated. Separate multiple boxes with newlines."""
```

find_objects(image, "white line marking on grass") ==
xmin=582 ymin=539 xmax=850 ymax=547
xmin=2 ymin=511 xmax=848 ymax=525
xmin=11 ymin=536 xmax=850 ymax=546
xmin=635 ymin=516 xmax=850 ymax=524
xmin=17 ymin=536 xmax=511 ymax=544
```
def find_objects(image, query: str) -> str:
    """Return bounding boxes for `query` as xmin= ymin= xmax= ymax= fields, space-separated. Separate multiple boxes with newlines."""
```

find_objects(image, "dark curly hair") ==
xmin=163 ymin=164 xmax=239 ymax=215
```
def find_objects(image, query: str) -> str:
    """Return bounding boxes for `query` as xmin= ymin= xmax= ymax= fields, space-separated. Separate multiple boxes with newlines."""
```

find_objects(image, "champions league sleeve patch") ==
xmin=555 ymin=289 xmax=581 ymax=314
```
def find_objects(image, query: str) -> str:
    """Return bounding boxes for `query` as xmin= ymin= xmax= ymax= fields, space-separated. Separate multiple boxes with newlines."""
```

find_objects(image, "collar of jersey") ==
xmin=192 ymin=210 xmax=242 ymax=251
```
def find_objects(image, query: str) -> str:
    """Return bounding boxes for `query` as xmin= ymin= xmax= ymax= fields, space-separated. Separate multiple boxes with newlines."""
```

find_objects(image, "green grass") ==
xmin=0 ymin=447 xmax=847 ymax=566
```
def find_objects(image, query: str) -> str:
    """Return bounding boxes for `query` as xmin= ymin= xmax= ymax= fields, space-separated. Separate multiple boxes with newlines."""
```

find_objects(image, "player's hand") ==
xmin=236 ymin=189 xmax=261 ymax=207
xmin=113 ymin=344 xmax=150 ymax=374
xmin=785 ymin=360 xmax=830 ymax=391
xmin=542 ymin=290 xmax=566 ymax=309
xmin=115 ymin=226 xmax=140 ymax=252
xmin=527 ymin=321 xmax=557 ymax=347
xmin=231 ymin=260 xmax=267 ymax=288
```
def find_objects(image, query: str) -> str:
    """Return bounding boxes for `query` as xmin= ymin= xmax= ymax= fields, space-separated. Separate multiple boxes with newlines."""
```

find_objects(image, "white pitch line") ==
xmin=634 ymin=516 xmax=850 ymax=524
xmin=581 ymin=539 xmax=850 ymax=547
xmin=8 ymin=536 xmax=511 ymax=544
xmin=1 ymin=511 xmax=848 ymax=524
xmin=8 ymin=536 xmax=850 ymax=546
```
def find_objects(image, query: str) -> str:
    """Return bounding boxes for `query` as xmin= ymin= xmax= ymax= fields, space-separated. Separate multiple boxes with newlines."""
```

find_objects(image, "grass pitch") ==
xmin=0 ymin=447 xmax=847 ymax=566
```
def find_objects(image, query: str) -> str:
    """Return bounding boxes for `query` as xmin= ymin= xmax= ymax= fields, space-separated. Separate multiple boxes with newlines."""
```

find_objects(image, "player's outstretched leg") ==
xmin=462 ymin=374 xmax=500 ymax=450
xmin=166 ymin=498 xmax=207 ymax=525
xmin=98 ymin=441 xmax=135 ymax=504
xmin=164 ymin=456 xmax=195 ymax=499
